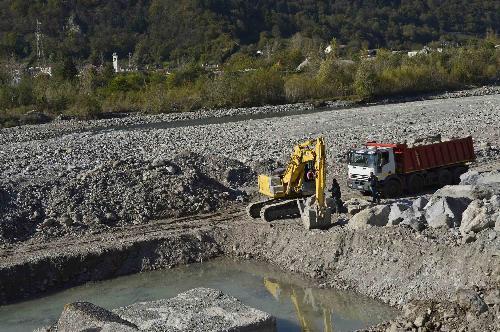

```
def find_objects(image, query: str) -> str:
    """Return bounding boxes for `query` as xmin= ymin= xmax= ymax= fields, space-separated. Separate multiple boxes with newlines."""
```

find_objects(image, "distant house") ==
xmin=112 ymin=52 xmax=138 ymax=73
xmin=28 ymin=66 xmax=52 ymax=77
xmin=296 ymin=58 xmax=310 ymax=71
xmin=408 ymin=46 xmax=443 ymax=57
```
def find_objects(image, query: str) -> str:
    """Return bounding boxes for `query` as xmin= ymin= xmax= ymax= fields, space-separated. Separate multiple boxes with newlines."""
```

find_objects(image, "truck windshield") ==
xmin=349 ymin=152 xmax=377 ymax=167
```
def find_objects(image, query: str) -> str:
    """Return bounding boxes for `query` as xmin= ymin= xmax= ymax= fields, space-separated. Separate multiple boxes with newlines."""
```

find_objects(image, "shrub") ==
xmin=284 ymin=74 xmax=319 ymax=102
xmin=67 ymin=94 xmax=102 ymax=119
xmin=353 ymin=61 xmax=378 ymax=99
xmin=143 ymin=81 xmax=203 ymax=113
xmin=316 ymin=58 xmax=356 ymax=97
xmin=209 ymin=68 xmax=284 ymax=107
xmin=40 ymin=80 xmax=76 ymax=114
xmin=450 ymin=46 xmax=497 ymax=84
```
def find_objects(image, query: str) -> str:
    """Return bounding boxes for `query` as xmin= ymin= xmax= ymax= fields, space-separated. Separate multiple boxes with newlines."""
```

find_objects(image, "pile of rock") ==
xmin=0 ymin=153 xmax=254 ymax=243
xmin=345 ymin=170 xmax=500 ymax=239
xmin=366 ymin=287 xmax=499 ymax=332
xmin=37 ymin=288 xmax=276 ymax=332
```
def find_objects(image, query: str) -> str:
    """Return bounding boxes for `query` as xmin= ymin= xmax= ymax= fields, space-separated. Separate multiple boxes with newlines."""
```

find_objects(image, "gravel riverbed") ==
xmin=0 ymin=89 xmax=499 ymax=331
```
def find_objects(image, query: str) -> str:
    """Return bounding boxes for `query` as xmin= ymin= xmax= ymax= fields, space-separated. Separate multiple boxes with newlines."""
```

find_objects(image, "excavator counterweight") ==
xmin=247 ymin=137 xmax=332 ymax=229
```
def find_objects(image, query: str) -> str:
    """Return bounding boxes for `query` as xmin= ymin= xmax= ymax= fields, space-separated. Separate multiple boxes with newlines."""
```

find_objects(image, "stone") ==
xmin=343 ymin=198 xmax=371 ymax=216
xmin=40 ymin=218 xmax=57 ymax=229
xmin=462 ymin=233 xmax=476 ymax=244
xmin=414 ymin=314 xmax=428 ymax=327
xmin=113 ymin=288 xmax=276 ymax=332
xmin=412 ymin=197 xmax=429 ymax=210
xmin=484 ymin=289 xmax=500 ymax=305
xmin=165 ymin=165 xmax=176 ymax=174
xmin=101 ymin=322 xmax=138 ymax=332
xmin=459 ymin=197 xmax=499 ymax=235
xmin=433 ymin=185 xmax=474 ymax=200
xmin=386 ymin=322 xmax=405 ymax=332
xmin=399 ymin=207 xmax=427 ymax=231
xmin=151 ymin=158 xmax=167 ymax=167
xmin=471 ymin=183 xmax=500 ymax=200
xmin=348 ymin=205 xmax=391 ymax=229
xmin=456 ymin=289 xmax=488 ymax=314
xmin=105 ymin=212 xmax=118 ymax=222
xmin=56 ymin=302 xmax=137 ymax=332
xmin=425 ymin=196 xmax=471 ymax=228
xmin=387 ymin=203 xmax=410 ymax=226
xmin=460 ymin=170 xmax=500 ymax=185
xmin=59 ymin=215 xmax=73 ymax=227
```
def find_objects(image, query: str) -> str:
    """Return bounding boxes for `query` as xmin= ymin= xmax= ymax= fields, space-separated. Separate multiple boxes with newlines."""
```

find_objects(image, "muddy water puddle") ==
xmin=0 ymin=259 xmax=398 ymax=332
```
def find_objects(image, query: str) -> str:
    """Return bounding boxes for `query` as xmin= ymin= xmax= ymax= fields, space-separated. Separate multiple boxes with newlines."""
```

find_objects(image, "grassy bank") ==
xmin=1 ymin=39 xmax=499 ymax=128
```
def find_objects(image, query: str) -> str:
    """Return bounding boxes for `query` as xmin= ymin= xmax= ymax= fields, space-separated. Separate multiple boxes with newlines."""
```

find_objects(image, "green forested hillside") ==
xmin=1 ymin=0 xmax=499 ymax=64
xmin=0 ymin=0 xmax=499 ymax=127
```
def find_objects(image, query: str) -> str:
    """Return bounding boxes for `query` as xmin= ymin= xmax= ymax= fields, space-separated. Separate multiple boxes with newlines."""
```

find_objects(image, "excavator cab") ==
xmin=247 ymin=137 xmax=332 ymax=229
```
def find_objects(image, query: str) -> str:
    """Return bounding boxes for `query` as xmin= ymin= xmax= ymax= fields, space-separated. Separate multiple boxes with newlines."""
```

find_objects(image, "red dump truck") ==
xmin=347 ymin=136 xmax=475 ymax=197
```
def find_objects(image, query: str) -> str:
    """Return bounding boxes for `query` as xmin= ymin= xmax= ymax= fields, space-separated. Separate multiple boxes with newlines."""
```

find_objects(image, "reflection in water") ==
xmin=0 ymin=259 xmax=397 ymax=332
xmin=264 ymin=278 xmax=333 ymax=332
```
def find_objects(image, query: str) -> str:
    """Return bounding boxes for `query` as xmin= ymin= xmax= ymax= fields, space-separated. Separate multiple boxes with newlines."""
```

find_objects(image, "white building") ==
xmin=112 ymin=53 xmax=120 ymax=73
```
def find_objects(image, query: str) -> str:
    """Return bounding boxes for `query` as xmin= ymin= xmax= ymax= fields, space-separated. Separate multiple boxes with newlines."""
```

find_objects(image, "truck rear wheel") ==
xmin=452 ymin=166 xmax=467 ymax=184
xmin=407 ymin=174 xmax=424 ymax=194
xmin=438 ymin=169 xmax=453 ymax=187
xmin=383 ymin=179 xmax=402 ymax=198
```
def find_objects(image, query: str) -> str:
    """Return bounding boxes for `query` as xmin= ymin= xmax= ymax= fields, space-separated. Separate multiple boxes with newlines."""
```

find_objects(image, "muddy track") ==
xmin=0 ymin=209 xmax=245 ymax=263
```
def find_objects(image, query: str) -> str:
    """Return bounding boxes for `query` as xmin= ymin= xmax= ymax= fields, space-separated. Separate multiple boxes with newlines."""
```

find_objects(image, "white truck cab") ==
xmin=347 ymin=147 xmax=396 ymax=192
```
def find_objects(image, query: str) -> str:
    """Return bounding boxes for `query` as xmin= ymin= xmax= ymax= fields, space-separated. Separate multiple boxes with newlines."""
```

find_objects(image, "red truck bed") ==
xmin=368 ymin=136 xmax=475 ymax=174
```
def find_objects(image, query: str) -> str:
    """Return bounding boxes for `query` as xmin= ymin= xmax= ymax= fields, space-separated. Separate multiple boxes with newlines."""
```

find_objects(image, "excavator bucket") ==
xmin=297 ymin=196 xmax=332 ymax=230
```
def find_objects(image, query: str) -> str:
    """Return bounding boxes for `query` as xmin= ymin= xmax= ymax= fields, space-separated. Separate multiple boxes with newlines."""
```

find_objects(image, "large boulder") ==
xmin=470 ymin=183 xmax=500 ymax=200
xmin=47 ymin=288 xmax=277 ymax=332
xmin=56 ymin=302 xmax=137 ymax=332
xmin=460 ymin=196 xmax=500 ymax=235
xmin=399 ymin=206 xmax=427 ymax=231
xmin=387 ymin=203 xmax=411 ymax=226
xmin=348 ymin=205 xmax=391 ymax=229
xmin=433 ymin=185 xmax=474 ymax=200
xmin=114 ymin=288 xmax=276 ymax=332
xmin=424 ymin=196 xmax=471 ymax=228
xmin=459 ymin=170 xmax=500 ymax=200
xmin=412 ymin=197 xmax=429 ymax=210
xmin=460 ymin=170 xmax=500 ymax=185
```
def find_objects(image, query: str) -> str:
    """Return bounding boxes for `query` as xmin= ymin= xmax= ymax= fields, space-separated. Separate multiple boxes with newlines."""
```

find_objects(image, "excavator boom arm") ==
xmin=315 ymin=137 xmax=326 ymax=209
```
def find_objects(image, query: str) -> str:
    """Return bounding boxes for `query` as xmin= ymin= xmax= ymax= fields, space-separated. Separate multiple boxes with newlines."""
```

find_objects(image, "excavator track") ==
xmin=247 ymin=199 xmax=301 ymax=222
xmin=260 ymin=199 xmax=301 ymax=222
xmin=246 ymin=200 xmax=275 ymax=219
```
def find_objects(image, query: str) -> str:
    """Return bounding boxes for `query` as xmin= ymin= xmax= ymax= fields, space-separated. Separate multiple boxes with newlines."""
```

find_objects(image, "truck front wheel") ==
xmin=383 ymin=179 xmax=402 ymax=198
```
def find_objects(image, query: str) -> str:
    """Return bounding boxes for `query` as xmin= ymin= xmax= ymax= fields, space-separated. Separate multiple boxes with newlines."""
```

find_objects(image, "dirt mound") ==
xmin=0 ymin=153 xmax=254 ymax=243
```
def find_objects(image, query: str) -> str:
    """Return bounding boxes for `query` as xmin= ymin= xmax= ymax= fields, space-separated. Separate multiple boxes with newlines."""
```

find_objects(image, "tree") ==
xmin=54 ymin=58 xmax=78 ymax=81
xmin=354 ymin=61 xmax=378 ymax=99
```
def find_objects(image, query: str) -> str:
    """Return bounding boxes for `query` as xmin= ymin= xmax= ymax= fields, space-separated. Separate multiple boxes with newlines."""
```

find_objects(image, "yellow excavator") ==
xmin=247 ymin=137 xmax=332 ymax=229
